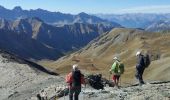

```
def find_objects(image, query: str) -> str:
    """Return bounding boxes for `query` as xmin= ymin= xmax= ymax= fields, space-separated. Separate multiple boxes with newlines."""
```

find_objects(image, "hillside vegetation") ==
xmin=39 ymin=28 xmax=170 ymax=85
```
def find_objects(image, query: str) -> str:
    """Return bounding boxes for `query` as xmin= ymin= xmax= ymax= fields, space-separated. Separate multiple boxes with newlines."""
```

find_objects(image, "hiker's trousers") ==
xmin=136 ymin=66 xmax=145 ymax=84
xmin=69 ymin=87 xmax=81 ymax=100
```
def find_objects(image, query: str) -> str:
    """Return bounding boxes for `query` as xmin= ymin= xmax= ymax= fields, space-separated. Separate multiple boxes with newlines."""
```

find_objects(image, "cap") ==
xmin=72 ymin=64 xmax=78 ymax=70
xmin=113 ymin=57 xmax=118 ymax=60
xmin=136 ymin=51 xmax=141 ymax=56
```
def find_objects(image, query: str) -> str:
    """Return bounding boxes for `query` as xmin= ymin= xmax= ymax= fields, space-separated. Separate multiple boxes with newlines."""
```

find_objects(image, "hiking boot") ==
xmin=139 ymin=82 xmax=145 ymax=86
xmin=141 ymin=81 xmax=145 ymax=84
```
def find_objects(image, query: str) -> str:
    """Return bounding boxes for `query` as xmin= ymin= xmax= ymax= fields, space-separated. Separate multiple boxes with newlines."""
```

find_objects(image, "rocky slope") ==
xmin=0 ymin=50 xmax=65 ymax=100
xmin=39 ymin=28 xmax=170 ymax=83
xmin=0 ymin=17 xmax=114 ymax=60
xmin=59 ymin=81 xmax=170 ymax=100
xmin=0 ymin=49 xmax=169 ymax=100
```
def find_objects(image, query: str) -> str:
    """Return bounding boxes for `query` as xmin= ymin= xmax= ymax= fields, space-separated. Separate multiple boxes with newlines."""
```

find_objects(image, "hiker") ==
xmin=135 ymin=51 xmax=146 ymax=85
xmin=65 ymin=64 xmax=85 ymax=100
xmin=109 ymin=57 xmax=124 ymax=88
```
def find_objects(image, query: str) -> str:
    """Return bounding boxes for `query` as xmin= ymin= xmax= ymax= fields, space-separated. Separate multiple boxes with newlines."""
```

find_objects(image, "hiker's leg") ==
xmin=74 ymin=92 xmax=80 ymax=100
xmin=69 ymin=93 xmax=73 ymax=100
xmin=69 ymin=88 xmax=73 ymax=100
xmin=114 ymin=75 xmax=119 ymax=87
xmin=135 ymin=67 xmax=139 ymax=79
xmin=113 ymin=75 xmax=117 ymax=87
xmin=138 ymin=69 xmax=144 ymax=85
xmin=117 ymin=75 xmax=120 ymax=87
xmin=140 ymin=68 xmax=145 ymax=84
xmin=115 ymin=76 xmax=118 ymax=87
xmin=74 ymin=88 xmax=81 ymax=100
xmin=112 ymin=75 xmax=116 ymax=86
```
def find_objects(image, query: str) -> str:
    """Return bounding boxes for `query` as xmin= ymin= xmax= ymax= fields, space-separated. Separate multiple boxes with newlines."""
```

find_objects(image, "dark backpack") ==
xmin=72 ymin=70 xmax=81 ymax=87
xmin=87 ymin=74 xmax=104 ymax=90
xmin=143 ymin=54 xmax=151 ymax=68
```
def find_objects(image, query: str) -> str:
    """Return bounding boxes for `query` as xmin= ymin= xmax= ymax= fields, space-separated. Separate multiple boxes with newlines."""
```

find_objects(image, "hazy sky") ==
xmin=0 ymin=0 xmax=170 ymax=14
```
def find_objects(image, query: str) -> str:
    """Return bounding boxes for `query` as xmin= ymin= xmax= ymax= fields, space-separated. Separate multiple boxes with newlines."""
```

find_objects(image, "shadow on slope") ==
xmin=0 ymin=49 xmax=58 ymax=76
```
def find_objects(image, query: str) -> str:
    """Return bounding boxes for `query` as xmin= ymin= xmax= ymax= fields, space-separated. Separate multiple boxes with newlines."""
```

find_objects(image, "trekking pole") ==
xmin=119 ymin=76 xmax=121 ymax=88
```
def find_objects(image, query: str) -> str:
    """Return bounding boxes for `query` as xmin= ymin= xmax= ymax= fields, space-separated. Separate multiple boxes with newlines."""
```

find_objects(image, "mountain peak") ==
xmin=13 ymin=6 xmax=22 ymax=11
xmin=78 ymin=12 xmax=89 ymax=17
xmin=0 ymin=5 xmax=5 ymax=10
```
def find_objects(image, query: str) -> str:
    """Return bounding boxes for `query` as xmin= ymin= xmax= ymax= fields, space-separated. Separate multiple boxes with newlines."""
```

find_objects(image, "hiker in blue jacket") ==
xmin=135 ymin=51 xmax=145 ymax=85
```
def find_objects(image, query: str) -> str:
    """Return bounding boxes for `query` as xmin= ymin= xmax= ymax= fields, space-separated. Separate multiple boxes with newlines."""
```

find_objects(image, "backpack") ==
xmin=111 ymin=61 xmax=124 ymax=75
xmin=87 ymin=74 xmax=104 ymax=90
xmin=143 ymin=54 xmax=151 ymax=68
xmin=72 ymin=70 xmax=81 ymax=87
xmin=118 ymin=62 xmax=124 ymax=74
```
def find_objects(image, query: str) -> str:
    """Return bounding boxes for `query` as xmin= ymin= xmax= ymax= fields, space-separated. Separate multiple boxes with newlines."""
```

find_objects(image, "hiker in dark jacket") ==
xmin=66 ymin=64 xmax=85 ymax=100
xmin=135 ymin=51 xmax=145 ymax=85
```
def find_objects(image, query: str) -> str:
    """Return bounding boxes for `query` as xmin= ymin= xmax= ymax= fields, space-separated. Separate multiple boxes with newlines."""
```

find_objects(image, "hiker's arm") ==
xmin=110 ymin=62 xmax=116 ymax=72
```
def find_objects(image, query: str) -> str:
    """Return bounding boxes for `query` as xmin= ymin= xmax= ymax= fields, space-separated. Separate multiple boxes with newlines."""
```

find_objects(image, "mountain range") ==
xmin=0 ymin=5 xmax=123 ymax=60
xmin=145 ymin=20 xmax=170 ymax=32
xmin=96 ymin=13 xmax=170 ymax=29
xmin=0 ymin=17 xmax=116 ymax=60
xmin=0 ymin=5 xmax=120 ymax=27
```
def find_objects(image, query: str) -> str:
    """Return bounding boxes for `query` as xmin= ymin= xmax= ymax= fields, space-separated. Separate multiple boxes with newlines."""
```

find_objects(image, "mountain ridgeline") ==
xmin=145 ymin=20 xmax=170 ymax=32
xmin=96 ymin=13 xmax=170 ymax=29
xmin=0 ymin=6 xmax=120 ymax=27
xmin=0 ymin=17 xmax=115 ymax=60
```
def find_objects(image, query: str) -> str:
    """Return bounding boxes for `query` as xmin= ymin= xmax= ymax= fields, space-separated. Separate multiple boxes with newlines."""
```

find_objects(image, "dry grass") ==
xmin=38 ymin=28 xmax=170 ymax=85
